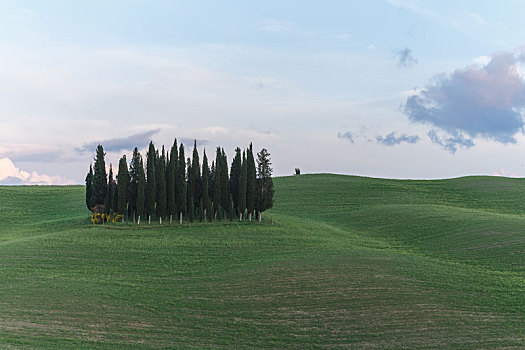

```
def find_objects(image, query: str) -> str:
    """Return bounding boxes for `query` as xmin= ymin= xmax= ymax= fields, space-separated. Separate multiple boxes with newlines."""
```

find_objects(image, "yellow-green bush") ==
xmin=90 ymin=212 xmax=123 ymax=224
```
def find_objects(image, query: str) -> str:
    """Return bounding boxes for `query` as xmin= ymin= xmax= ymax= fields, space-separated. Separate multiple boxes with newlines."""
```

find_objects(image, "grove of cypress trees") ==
xmin=93 ymin=145 xmax=108 ymax=206
xmin=213 ymin=147 xmax=222 ymax=221
xmin=201 ymin=149 xmax=210 ymax=221
xmin=156 ymin=147 xmax=167 ymax=224
xmin=85 ymin=164 xmax=94 ymax=211
xmin=117 ymin=156 xmax=129 ymax=221
xmin=136 ymin=156 xmax=145 ymax=224
xmin=246 ymin=143 xmax=256 ymax=221
xmin=230 ymin=147 xmax=241 ymax=215
xmin=177 ymin=143 xmax=187 ymax=223
xmin=146 ymin=141 xmax=156 ymax=224
xmin=238 ymin=151 xmax=247 ymax=221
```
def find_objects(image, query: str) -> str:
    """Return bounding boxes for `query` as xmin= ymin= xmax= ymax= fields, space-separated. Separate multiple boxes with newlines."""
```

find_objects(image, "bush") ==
xmin=90 ymin=212 xmax=122 ymax=224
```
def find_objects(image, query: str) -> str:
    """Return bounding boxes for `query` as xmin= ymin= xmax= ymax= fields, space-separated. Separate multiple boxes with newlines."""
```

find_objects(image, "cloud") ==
xmin=491 ymin=168 xmax=519 ymax=178
xmin=376 ymin=132 xmax=419 ymax=146
xmin=179 ymin=138 xmax=210 ymax=148
xmin=0 ymin=157 xmax=74 ymax=185
xmin=396 ymin=48 xmax=418 ymax=67
xmin=337 ymin=131 xmax=354 ymax=143
xmin=77 ymin=129 xmax=160 ymax=153
xmin=427 ymin=129 xmax=474 ymax=154
xmin=403 ymin=51 xmax=525 ymax=151
xmin=258 ymin=19 xmax=293 ymax=33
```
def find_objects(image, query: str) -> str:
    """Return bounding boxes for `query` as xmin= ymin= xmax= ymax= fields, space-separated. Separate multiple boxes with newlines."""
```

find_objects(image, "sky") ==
xmin=2 ymin=0 xmax=525 ymax=184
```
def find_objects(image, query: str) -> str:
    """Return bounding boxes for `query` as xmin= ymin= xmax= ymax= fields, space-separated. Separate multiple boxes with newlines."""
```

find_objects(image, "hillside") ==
xmin=0 ymin=175 xmax=524 ymax=349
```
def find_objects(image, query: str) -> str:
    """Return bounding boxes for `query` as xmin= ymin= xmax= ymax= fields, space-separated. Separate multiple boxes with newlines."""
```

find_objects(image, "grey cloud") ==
xmin=376 ymin=132 xmax=419 ymax=146
xmin=337 ymin=131 xmax=354 ymax=143
xmin=397 ymin=48 xmax=418 ymax=67
xmin=180 ymin=138 xmax=210 ymax=148
xmin=428 ymin=130 xmax=474 ymax=154
xmin=77 ymin=129 xmax=160 ymax=153
xmin=404 ymin=52 xmax=525 ymax=148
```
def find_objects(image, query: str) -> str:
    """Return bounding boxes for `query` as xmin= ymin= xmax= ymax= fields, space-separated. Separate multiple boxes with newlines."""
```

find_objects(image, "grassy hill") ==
xmin=0 ymin=175 xmax=524 ymax=349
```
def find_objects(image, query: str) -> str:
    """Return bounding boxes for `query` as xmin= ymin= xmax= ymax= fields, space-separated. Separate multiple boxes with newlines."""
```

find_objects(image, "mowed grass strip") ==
xmin=0 ymin=175 xmax=524 ymax=348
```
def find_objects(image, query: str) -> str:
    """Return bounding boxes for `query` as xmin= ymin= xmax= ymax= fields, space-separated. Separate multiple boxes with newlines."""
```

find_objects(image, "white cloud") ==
xmin=0 ymin=157 xmax=74 ymax=185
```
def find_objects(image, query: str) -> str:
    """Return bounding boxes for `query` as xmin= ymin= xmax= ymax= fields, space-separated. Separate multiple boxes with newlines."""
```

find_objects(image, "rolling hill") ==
xmin=0 ymin=174 xmax=524 ymax=349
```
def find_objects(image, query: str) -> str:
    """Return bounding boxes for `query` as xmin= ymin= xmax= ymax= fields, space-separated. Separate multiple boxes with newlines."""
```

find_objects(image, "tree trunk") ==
xmin=133 ymin=211 xmax=136 ymax=223
xmin=148 ymin=215 xmax=151 ymax=225
xmin=137 ymin=215 xmax=141 ymax=225
xmin=122 ymin=215 xmax=125 ymax=223
xmin=204 ymin=209 xmax=207 ymax=222
xmin=214 ymin=211 xmax=217 ymax=221
xmin=248 ymin=213 xmax=252 ymax=222
xmin=170 ymin=214 xmax=173 ymax=225
xmin=159 ymin=216 xmax=162 ymax=225
xmin=239 ymin=212 xmax=243 ymax=222
xmin=179 ymin=212 xmax=183 ymax=224
xmin=258 ymin=212 xmax=262 ymax=223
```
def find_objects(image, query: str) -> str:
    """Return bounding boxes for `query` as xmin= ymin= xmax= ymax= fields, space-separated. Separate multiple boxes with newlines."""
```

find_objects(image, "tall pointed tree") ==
xmin=128 ymin=147 xmax=142 ymax=222
xmin=220 ymin=148 xmax=229 ymax=220
xmin=145 ymin=141 xmax=156 ymax=224
xmin=85 ymin=164 xmax=94 ymax=211
xmin=191 ymin=140 xmax=202 ymax=206
xmin=156 ymin=146 xmax=167 ymax=223
xmin=167 ymin=139 xmax=178 ymax=224
xmin=136 ymin=156 xmax=146 ymax=224
xmin=213 ymin=147 xmax=222 ymax=220
xmin=106 ymin=165 xmax=116 ymax=214
xmin=238 ymin=151 xmax=247 ymax=221
xmin=255 ymin=148 xmax=274 ymax=222
xmin=177 ymin=143 xmax=187 ymax=223
xmin=201 ymin=149 xmax=210 ymax=221
xmin=93 ymin=145 xmax=108 ymax=206
xmin=230 ymin=147 xmax=241 ymax=215
xmin=246 ymin=143 xmax=256 ymax=221
xmin=117 ymin=156 xmax=129 ymax=221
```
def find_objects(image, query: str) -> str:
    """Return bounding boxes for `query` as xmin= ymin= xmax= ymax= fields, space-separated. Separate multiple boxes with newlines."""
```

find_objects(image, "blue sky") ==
xmin=2 ymin=0 xmax=525 ymax=184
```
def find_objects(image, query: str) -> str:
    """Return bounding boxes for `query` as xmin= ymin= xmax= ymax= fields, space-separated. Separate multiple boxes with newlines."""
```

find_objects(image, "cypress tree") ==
xmin=146 ymin=141 xmax=156 ymax=224
xmin=106 ymin=165 xmax=115 ymax=215
xmin=201 ymin=150 xmax=210 ymax=221
xmin=228 ymin=194 xmax=233 ymax=221
xmin=199 ymin=198 xmax=204 ymax=222
xmin=156 ymin=146 xmax=167 ymax=224
xmin=207 ymin=197 xmax=213 ymax=222
xmin=189 ymin=196 xmax=194 ymax=223
xmin=117 ymin=156 xmax=129 ymax=221
xmin=128 ymin=147 xmax=141 ymax=222
xmin=167 ymin=139 xmax=178 ymax=224
xmin=85 ymin=164 xmax=94 ymax=211
xmin=136 ymin=156 xmax=145 ymax=224
xmin=238 ymin=151 xmax=247 ymax=221
xmin=230 ymin=147 xmax=241 ymax=215
xmin=177 ymin=143 xmax=187 ymax=223
xmin=255 ymin=148 xmax=274 ymax=222
xmin=92 ymin=145 xmax=108 ymax=206
xmin=213 ymin=147 xmax=222 ymax=221
xmin=220 ymin=148 xmax=229 ymax=220
xmin=246 ymin=143 xmax=256 ymax=221
xmin=191 ymin=140 xmax=202 ymax=209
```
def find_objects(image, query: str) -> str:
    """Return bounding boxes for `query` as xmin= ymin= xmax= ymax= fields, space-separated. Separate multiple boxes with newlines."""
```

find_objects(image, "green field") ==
xmin=1 ymin=174 xmax=524 ymax=349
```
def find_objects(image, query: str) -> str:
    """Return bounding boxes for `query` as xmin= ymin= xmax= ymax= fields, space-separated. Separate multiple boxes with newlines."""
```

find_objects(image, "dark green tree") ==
xmin=136 ymin=156 xmax=146 ymax=224
xmin=92 ymin=145 xmax=108 ymax=206
xmin=255 ymin=148 xmax=274 ymax=222
xmin=220 ymin=148 xmax=229 ymax=220
xmin=105 ymin=164 xmax=115 ymax=215
xmin=156 ymin=146 xmax=167 ymax=224
xmin=145 ymin=141 xmax=156 ymax=224
xmin=177 ymin=143 xmax=187 ymax=223
xmin=238 ymin=151 xmax=247 ymax=221
xmin=189 ymin=195 xmax=194 ymax=223
xmin=230 ymin=147 xmax=241 ymax=215
xmin=191 ymin=140 xmax=202 ymax=209
xmin=117 ymin=156 xmax=129 ymax=221
xmin=128 ymin=147 xmax=142 ymax=222
xmin=213 ymin=147 xmax=222 ymax=220
xmin=228 ymin=194 xmax=234 ymax=221
xmin=201 ymin=149 xmax=210 ymax=221
xmin=199 ymin=198 xmax=204 ymax=222
xmin=85 ymin=164 xmax=94 ymax=211
xmin=167 ymin=139 xmax=178 ymax=224
xmin=246 ymin=143 xmax=256 ymax=221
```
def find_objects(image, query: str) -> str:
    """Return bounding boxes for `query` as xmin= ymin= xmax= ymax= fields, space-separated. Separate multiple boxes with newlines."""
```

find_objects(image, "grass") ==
xmin=0 ymin=174 xmax=524 ymax=348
